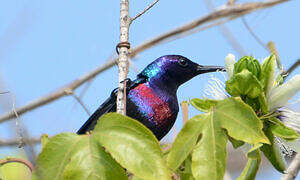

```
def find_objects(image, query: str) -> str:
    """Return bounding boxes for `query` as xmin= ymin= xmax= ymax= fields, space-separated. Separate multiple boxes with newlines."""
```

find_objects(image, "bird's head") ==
xmin=138 ymin=55 xmax=225 ymax=88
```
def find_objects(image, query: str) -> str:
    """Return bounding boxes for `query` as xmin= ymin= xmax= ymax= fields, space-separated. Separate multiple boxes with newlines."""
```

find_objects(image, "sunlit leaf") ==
xmin=34 ymin=133 xmax=126 ymax=180
xmin=94 ymin=113 xmax=171 ymax=180
xmin=226 ymin=70 xmax=263 ymax=98
xmin=260 ymin=55 xmax=276 ymax=95
xmin=41 ymin=134 xmax=50 ymax=151
xmin=190 ymin=98 xmax=218 ymax=112
xmin=167 ymin=114 xmax=205 ymax=170
xmin=191 ymin=112 xmax=228 ymax=180
xmin=214 ymin=98 xmax=269 ymax=145
xmin=0 ymin=157 xmax=31 ymax=180
xmin=260 ymin=128 xmax=286 ymax=173
xmin=237 ymin=148 xmax=261 ymax=180
xmin=227 ymin=135 xmax=244 ymax=149
xmin=179 ymin=155 xmax=194 ymax=180
xmin=268 ymin=117 xmax=299 ymax=141
xmin=168 ymin=97 xmax=270 ymax=180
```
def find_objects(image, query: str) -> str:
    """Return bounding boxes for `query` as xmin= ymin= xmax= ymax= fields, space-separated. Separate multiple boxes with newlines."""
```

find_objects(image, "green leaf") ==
xmin=171 ymin=97 xmax=270 ymax=180
xmin=34 ymin=133 xmax=126 ymax=180
xmin=260 ymin=127 xmax=286 ymax=173
xmin=225 ymin=70 xmax=263 ymax=98
xmin=191 ymin=112 xmax=228 ymax=180
xmin=228 ymin=135 xmax=244 ymax=149
xmin=237 ymin=148 xmax=261 ymax=180
xmin=132 ymin=176 xmax=144 ymax=180
xmin=167 ymin=114 xmax=206 ymax=170
xmin=190 ymin=98 xmax=218 ymax=112
xmin=234 ymin=56 xmax=261 ymax=78
xmin=41 ymin=134 xmax=50 ymax=151
xmin=246 ymin=143 xmax=263 ymax=158
xmin=94 ymin=113 xmax=171 ymax=180
xmin=258 ymin=93 xmax=268 ymax=114
xmin=0 ymin=157 xmax=31 ymax=180
xmin=260 ymin=55 xmax=276 ymax=95
xmin=268 ymin=117 xmax=299 ymax=140
xmin=214 ymin=98 xmax=270 ymax=145
xmin=180 ymin=155 xmax=194 ymax=180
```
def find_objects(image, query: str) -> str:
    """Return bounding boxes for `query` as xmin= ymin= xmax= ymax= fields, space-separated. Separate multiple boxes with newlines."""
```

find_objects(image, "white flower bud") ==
xmin=225 ymin=53 xmax=236 ymax=79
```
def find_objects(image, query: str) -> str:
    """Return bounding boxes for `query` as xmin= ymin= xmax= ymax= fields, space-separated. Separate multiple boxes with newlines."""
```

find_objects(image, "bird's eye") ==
xmin=178 ymin=58 xmax=188 ymax=67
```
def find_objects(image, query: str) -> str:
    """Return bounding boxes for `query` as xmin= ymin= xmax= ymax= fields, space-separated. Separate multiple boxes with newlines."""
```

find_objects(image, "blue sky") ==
xmin=0 ymin=0 xmax=299 ymax=179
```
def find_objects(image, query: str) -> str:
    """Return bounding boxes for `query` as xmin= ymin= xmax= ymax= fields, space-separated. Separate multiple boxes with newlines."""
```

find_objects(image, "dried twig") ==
xmin=227 ymin=0 xmax=236 ymax=6
xmin=267 ymin=41 xmax=283 ymax=70
xmin=131 ymin=0 xmax=159 ymax=22
xmin=281 ymin=154 xmax=300 ymax=180
xmin=0 ymin=137 xmax=40 ymax=147
xmin=219 ymin=25 xmax=247 ymax=56
xmin=68 ymin=90 xmax=91 ymax=116
xmin=241 ymin=16 xmax=269 ymax=51
xmin=0 ymin=90 xmax=37 ymax=163
xmin=0 ymin=157 xmax=34 ymax=172
xmin=180 ymin=101 xmax=189 ymax=125
xmin=204 ymin=0 xmax=246 ymax=56
xmin=284 ymin=59 xmax=300 ymax=76
xmin=0 ymin=0 xmax=289 ymax=123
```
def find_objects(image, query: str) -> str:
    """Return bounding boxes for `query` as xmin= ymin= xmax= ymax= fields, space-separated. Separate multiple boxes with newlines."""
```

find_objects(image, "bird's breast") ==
xmin=127 ymin=83 xmax=177 ymax=139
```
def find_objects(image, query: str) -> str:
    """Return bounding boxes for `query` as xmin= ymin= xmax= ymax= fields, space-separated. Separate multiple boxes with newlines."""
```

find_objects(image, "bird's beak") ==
xmin=196 ymin=65 xmax=226 ymax=74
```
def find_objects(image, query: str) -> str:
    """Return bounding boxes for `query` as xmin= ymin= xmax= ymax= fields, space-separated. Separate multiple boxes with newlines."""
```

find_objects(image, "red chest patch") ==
xmin=129 ymin=83 xmax=172 ymax=125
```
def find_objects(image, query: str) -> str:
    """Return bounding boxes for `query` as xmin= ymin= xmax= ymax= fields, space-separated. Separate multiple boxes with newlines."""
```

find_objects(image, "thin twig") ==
xmin=0 ymin=137 xmax=40 ymax=147
xmin=219 ymin=25 xmax=247 ymax=56
xmin=227 ymin=0 xmax=236 ymax=6
xmin=0 ymin=91 xmax=23 ymax=146
xmin=71 ymin=79 xmax=94 ymax=111
xmin=180 ymin=101 xmax=189 ymax=125
xmin=129 ymin=59 xmax=140 ymax=74
xmin=0 ymin=90 xmax=37 ymax=163
xmin=65 ymin=89 xmax=91 ymax=116
xmin=0 ymin=157 xmax=34 ymax=172
xmin=267 ymin=41 xmax=283 ymax=70
xmin=204 ymin=0 xmax=246 ymax=56
xmin=0 ymin=0 xmax=290 ymax=123
xmin=283 ymin=59 xmax=300 ymax=78
xmin=131 ymin=0 xmax=159 ymax=23
xmin=281 ymin=154 xmax=300 ymax=180
xmin=241 ymin=16 xmax=269 ymax=51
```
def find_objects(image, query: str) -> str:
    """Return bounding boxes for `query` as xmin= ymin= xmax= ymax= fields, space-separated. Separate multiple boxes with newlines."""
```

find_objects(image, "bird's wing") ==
xmin=77 ymin=77 xmax=146 ymax=134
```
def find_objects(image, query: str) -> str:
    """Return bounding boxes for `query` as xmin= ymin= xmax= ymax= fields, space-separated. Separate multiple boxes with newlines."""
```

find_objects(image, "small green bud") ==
xmin=234 ymin=56 xmax=262 ymax=78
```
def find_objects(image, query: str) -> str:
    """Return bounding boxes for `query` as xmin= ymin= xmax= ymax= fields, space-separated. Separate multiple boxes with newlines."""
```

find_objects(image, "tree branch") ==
xmin=66 ymin=89 xmax=91 ymax=116
xmin=131 ymin=0 xmax=159 ymax=22
xmin=241 ymin=16 xmax=269 ymax=51
xmin=0 ymin=137 xmax=40 ymax=147
xmin=204 ymin=0 xmax=246 ymax=56
xmin=281 ymin=154 xmax=300 ymax=180
xmin=284 ymin=59 xmax=300 ymax=77
xmin=0 ymin=0 xmax=290 ymax=123
xmin=117 ymin=0 xmax=131 ymax=115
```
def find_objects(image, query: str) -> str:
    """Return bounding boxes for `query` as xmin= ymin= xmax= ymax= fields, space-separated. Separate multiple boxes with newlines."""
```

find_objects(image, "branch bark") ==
xmin=117 ymin=0 xmax=130 ymax=115
xmin=131 ymin=0 xmax=159 ymax=22
xmin=0 ymin=137 xmax=40 ymax=147
xmin=281 ymin=154 xmax=300 ymax=180
xmin=284 ymin=59 xmax=300 ymax=77
xmin=0 ymin=0 xmax=290 ymax=123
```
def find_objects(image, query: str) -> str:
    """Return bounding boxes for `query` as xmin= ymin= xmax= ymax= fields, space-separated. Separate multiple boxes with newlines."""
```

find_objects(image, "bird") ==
xmin=77 ymin=55 xmax=224 ymax=140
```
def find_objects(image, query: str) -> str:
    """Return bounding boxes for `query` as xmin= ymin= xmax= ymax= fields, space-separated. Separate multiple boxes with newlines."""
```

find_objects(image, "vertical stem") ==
xmin=117 ymin=0 xmax=130 ymax=115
